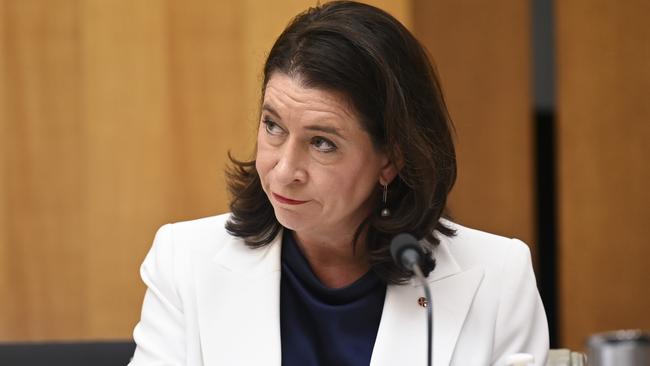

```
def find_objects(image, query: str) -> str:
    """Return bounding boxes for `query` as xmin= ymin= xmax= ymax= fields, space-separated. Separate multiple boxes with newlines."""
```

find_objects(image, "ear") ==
xmin=378 ymin=156 xmax=399 ymax=186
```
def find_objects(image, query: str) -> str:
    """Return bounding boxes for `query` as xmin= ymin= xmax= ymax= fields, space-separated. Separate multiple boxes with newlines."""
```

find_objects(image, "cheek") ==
xmin=339 ymin=163 xmax=382 ymax=201
xmin=255 ymin=142 xmax=275 ymax=182
xmin=255 ymin=150 xmax=269 ymax=180
xmin=320 ymin=167 xmax=375 ymax=203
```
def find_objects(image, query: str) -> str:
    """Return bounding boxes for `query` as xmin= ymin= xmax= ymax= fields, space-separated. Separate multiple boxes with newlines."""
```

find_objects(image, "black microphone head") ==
xmin=390 ymin=233 xmax=418 ymax=258
xmin=390 ymin=233 xmax=422 ymax=270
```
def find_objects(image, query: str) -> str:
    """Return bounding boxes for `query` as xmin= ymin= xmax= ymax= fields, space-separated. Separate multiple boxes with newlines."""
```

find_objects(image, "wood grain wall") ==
xmin=413 ymin=0 xmax=535 ymax=254
xmin=13 ymin=0 xmax=645 ymax=350
xmin=0 ymin=0 xmax=411 ymax=341
xmin=556 ymin=0 xmax=650 ymax=351
xmin=0 ymin=0 xmax=240 ymax=340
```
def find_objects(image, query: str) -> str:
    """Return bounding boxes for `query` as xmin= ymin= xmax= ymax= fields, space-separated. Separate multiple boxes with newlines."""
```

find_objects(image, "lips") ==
xmin=272 ymin=192 xmax=309 ymax=205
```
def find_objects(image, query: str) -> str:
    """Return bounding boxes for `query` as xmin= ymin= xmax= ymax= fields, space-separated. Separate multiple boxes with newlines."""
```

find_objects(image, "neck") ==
xmin=293 ymin=228 xmax=369 ymax=288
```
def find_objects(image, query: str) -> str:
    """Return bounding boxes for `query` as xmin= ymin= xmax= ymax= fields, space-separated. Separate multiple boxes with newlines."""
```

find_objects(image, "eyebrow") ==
xmin=304 ymin=124 xmax=345 ymax=139
xmin=261 ymin=104 xmax=346 ymax=139
xmin=261 ymin=104 xmax=281 ymax=118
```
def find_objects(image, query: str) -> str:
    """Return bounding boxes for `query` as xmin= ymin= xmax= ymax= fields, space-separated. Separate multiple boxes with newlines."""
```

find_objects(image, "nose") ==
xmin=274 ymin=139 xmax=307 ymax=185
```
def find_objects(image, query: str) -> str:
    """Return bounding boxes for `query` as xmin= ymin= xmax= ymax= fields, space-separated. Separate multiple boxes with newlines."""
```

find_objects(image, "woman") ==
xmin=129 ymin=2 xmax=549 ymax=365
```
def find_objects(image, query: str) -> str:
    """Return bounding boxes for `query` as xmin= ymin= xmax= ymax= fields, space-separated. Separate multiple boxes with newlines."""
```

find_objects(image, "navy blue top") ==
xmin=280 ymin=229 xmax=387 ymax=366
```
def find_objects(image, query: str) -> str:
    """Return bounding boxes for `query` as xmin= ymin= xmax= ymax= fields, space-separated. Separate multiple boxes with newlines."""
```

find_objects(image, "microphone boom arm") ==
xmin=390 ymin=234 xmax=434 ymax=366
xmin=412 ymin=263 xmax=433 ymax=366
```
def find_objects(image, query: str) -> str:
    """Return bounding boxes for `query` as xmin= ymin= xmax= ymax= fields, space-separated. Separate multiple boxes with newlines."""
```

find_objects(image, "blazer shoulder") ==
xmin=167 ymin=213 xmax=231 ymax=237
xmin=153 ymin=213 xmax=238 ymax=259
xmin=440 ymin=221 xmax=532 ymax=270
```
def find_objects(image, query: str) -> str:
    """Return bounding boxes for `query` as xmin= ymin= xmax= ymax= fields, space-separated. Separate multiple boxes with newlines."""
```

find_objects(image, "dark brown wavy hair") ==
xmin=225 ymin=1 xmax=456 ymax=284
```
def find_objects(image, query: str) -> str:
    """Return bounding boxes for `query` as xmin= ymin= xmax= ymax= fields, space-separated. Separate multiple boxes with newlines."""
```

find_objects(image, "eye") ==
xmin=311 ymin=136 xmax=337 ymax=153
xmin=262 ymin=118 xmax=284 ymax=136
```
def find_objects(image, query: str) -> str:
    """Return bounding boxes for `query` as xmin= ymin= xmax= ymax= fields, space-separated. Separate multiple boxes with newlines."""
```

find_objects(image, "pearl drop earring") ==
xmin=381 ymin=183 xmax=391 ymax=217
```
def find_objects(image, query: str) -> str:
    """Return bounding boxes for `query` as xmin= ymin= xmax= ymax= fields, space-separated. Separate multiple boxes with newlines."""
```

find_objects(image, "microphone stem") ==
xmin=412 ymin=264 xmax=432 ymax=366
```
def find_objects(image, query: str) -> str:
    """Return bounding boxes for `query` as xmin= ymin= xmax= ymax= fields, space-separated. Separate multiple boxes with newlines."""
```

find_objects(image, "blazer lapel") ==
xmin=196 ymin=231 xmax=283 ymax=366
xmin=191 ymin=227 xmax=482 ymax=366
xmin=371 ymin=240 xmax=485 ymax=366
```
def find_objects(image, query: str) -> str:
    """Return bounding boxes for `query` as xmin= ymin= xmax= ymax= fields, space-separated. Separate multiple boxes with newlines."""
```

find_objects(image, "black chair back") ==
xmin=0 ymin=341 xmax=135 ymax=366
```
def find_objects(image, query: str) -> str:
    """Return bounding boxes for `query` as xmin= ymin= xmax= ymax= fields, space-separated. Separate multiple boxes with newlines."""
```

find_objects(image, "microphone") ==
xmin=390 ymin=233 xmax=425 ymax=271
xmin=390 ymin=233 xmax=433 ymax=366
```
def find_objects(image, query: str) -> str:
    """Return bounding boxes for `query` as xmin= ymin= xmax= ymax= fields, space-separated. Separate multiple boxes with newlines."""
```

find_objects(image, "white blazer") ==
xmin=129 ymin=214 xmax=549 ymax=366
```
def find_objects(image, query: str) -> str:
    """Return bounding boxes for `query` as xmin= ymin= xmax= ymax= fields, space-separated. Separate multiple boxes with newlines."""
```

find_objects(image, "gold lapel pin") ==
xmin=417 ymin=296 xmax=428 ymax=308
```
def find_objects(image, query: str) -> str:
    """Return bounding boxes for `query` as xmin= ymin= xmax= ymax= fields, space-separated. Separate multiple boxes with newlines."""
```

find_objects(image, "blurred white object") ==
xmin=505 ymin=353 xmax=534 ymax=366
xmin=587 ymin=329 xmax=650 ymax=366
xmin=547 ymin=349 xmax=586 ymax=366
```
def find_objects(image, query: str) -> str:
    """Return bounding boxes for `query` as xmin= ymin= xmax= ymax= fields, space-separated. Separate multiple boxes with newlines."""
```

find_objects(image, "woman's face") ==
xmin=256 ymin=73 xmax=396 ymax=239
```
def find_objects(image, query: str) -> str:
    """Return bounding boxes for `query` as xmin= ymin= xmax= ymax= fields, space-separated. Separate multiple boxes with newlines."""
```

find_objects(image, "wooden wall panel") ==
xmin=413 ymin=1 xmax=535 ymax=253
xmin=0 ymin=0 xmax=12 ymax=340
xmin=556 ymin=0 xmax=650 ymax=351
xmin=79 ymin=0 xmax=181 ymax=339
xmin=1 ymin=0 xmax=85 ymax=339
xmin=0 ymin=0 xmax=411 ymax=341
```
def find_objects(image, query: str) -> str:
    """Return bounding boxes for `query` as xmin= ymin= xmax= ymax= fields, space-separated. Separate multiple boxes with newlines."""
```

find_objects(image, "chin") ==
xmin=273 ymin=208 xmax=312 ymax=232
